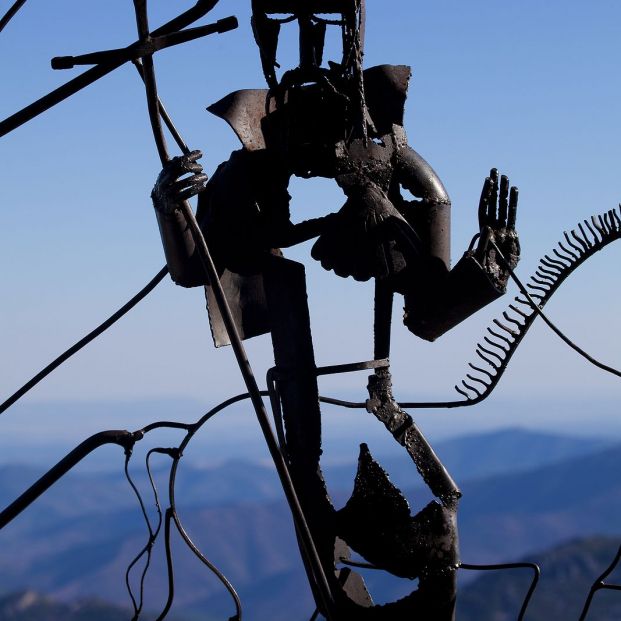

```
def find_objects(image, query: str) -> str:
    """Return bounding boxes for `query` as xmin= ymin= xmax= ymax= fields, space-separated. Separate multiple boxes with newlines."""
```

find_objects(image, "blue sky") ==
xmin=1 ymin=1 xmax=620 ymax=459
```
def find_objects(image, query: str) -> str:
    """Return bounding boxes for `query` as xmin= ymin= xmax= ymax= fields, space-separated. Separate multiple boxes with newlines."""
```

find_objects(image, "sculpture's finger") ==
xmin=478 ymin=177 xmax=492 ymax=229
xmin=181 ymin=162 xmax=204 ymax=175
xmin=487 ymin=168 xmax=499 ymax=226
xmin=171 ymin=173 xmax=209 ymax=199
xmin=498 ymin=174 xmax=509 ymax=226
xmin=507 ymin=186 xmax=518 ymax=229
xmin=167 ymin=150 xmax=203 ymax=176
xmin=186 ymin=149 xmax=203 ymax=162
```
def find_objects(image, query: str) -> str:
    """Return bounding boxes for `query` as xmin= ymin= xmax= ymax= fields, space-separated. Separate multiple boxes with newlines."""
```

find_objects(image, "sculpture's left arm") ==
xmin=393 ymin=147 xmax=520 ymax=341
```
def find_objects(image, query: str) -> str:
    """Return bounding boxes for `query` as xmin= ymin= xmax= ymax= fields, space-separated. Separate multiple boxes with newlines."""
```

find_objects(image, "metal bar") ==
xmin=0 ymin=0 xmax=219 ymax=138
xmin=131 ymin=0 xmax=336 ymax=615
xmin=315 ymin=358 xmax=388 ymax=376
xmin=0 ymin=430 xmax=140 ymax=529
xmin=51 ymin=18 xmax=237 ymax=70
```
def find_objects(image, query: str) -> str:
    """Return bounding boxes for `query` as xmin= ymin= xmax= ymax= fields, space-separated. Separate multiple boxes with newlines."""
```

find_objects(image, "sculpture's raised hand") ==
xmin=475 ymin=168 xmax=520 ymax=287
xmin=151 ymin=150 xmax=208 ymax=214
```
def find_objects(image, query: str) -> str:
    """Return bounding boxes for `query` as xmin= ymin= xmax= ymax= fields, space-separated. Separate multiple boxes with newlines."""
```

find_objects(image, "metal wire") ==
xmin=0 ymin=267 xmax=168 ymax=417
xmin=337 ymin=558 xmax=540 ymax=621
xmin=0 ymin=0 xmax=28 ymax=33
xmin=124 ymin=448 xmax=165 ymax=620
xmin=155 ymin=508 xmax=176 ymax=621
xmin=460 ymin=562 xmax=540 ymax=621
xmin=578 ymin=543 xmax=621 ymax=621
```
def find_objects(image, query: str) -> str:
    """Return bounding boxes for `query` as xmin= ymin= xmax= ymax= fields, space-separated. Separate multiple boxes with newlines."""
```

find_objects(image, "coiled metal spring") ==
xmin=456 ymin=206 xmax=621 ymax=402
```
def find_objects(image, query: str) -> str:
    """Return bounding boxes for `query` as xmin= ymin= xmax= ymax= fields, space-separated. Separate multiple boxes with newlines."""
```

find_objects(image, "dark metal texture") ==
xmin=337 ymin=444 xmax=459 ymax=580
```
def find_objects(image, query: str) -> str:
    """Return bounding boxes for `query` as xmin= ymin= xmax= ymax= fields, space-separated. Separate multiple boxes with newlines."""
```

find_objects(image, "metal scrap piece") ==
xmin=336 ymin=443 xmax=459 ymax=580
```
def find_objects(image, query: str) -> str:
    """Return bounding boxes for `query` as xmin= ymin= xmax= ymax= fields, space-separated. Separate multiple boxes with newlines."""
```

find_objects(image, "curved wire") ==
xmin=0 ymin=0 xmax=27 ymax=33
xmin=578 ymin=543 xmax=621 ymax=621
xmin=338 ymin=557 xmax=539 ymax=621
xmin=171 ymin=507 xmax=242 ymax=621
xmin=460 ymin=562 xmax=540 ymax=621
xmin=124 ymin=393 xmax=260 ymax=620
xmin=0 ymin=267 xmax=168 ymax=416
xmin=124 ymin=448 xmax=166 ymax=620
xmin=163 ymin=395 xmax=257 ymax=620
xmin=155 ymin=508 xmax=176 ymax=621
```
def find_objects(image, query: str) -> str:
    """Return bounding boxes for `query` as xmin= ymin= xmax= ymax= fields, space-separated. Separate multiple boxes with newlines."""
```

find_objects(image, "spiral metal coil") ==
xmin=456 ymin=206 xmax=621 ymax=402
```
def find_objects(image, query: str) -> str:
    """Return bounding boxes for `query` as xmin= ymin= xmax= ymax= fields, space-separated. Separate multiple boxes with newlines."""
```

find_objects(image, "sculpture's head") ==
xmin=251 ymin=1 xmax=368 ymax=157
xmin=251 ymin=0 xmax=365 ymax=92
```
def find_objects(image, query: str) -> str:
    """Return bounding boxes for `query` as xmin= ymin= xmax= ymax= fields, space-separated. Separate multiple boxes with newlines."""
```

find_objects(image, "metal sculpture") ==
xmin=1 ymin=1 xmax=620 ymax=620
xmin=150 ymin=1 xmax=520 ymax=618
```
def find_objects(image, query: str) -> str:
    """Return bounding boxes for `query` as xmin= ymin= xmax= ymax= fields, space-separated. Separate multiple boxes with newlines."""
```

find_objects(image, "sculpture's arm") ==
xmin=152 ymin=149 xmax=337 ymax=286
xmin=151 ymin=150 xmax=210 ymax=287
xmin=392 ymin=145 xmax=452 ymax=269
xmin=394 ymin=147 xmax=520 ymax=341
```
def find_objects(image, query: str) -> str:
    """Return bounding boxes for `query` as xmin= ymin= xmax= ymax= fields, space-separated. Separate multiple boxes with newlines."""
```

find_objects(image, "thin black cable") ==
xmin=155 ymin=508 xmax=176 ymax=621
xmin=0 ymin=266 xmax=168 ymax=416
xmin=578 ymin=543 xmax=621 ymax=621
xmin=0 ymin=0 xmax=27 ymax=33
xmin=165 ymin=396 xmax=256 ymax=620
xmin=124 ymin=450 xmax=158 ymax=619
xmin=125 ymin=448 xmax=167 ymax=621
xmin=339 ymin=558 xmax=539 ymax=621
xmin=171 ymin=507 xmax=242 ymax=621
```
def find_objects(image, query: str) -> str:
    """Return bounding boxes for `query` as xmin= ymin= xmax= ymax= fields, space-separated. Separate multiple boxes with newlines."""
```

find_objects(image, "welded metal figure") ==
xmin=151 ymin=1 xmax=519 ymax=618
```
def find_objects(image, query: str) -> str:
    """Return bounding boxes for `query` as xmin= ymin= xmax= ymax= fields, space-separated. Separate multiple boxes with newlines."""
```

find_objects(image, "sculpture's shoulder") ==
xmin=207 ymin=89 xmax=274 ymax=151
xmin=207 ymin=65 xmax=412 ymax=149
xmin=363 ymin=64 xmax=412 ymax=135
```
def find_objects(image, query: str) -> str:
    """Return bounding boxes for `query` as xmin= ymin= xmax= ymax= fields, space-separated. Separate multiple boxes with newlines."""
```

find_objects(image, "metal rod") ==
xmin=132 ymin=60 xmax=190 ymax=154
xmin=0 ymin=0 xmax=27 ymax=33
xmin=0 ymin=430 xmax=140 ymax=529
xmin=131 ymin=0 xmax=336 ymax=614
xmin=0 ymin=0 xmax=219 ymax=138
xmin=51 ymin=18 xmax=237 ymax=69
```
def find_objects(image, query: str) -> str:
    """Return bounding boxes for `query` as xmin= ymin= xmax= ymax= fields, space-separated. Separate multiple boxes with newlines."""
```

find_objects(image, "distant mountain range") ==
xmin=0 ymin=591 xmax=132 ymax=621
xmin=2 ymin=537 xmax=620 ymax=621
xmin=0 ymin=428 xmax=619 ymax=620
xmin=458 ymin=536 xmax=621 ymax=621
xmin=0 ymin=427 xmax=610 ymax=516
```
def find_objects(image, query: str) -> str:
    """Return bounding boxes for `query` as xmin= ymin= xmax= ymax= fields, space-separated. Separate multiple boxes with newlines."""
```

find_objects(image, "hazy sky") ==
xmin=1 ymin=0 xmax=620 ymax=456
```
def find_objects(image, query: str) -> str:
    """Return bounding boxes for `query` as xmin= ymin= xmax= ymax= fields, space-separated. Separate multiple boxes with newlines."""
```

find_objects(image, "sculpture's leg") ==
xmin=365 ymin=279 xmax=460 ymax=619
xmin=262 ymin=255 xmax=333 ymax=599
xmin=262 ymin=255 xmax=373 ymax=616
xmin=374 ymin=278 xmax=394 ymax=361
